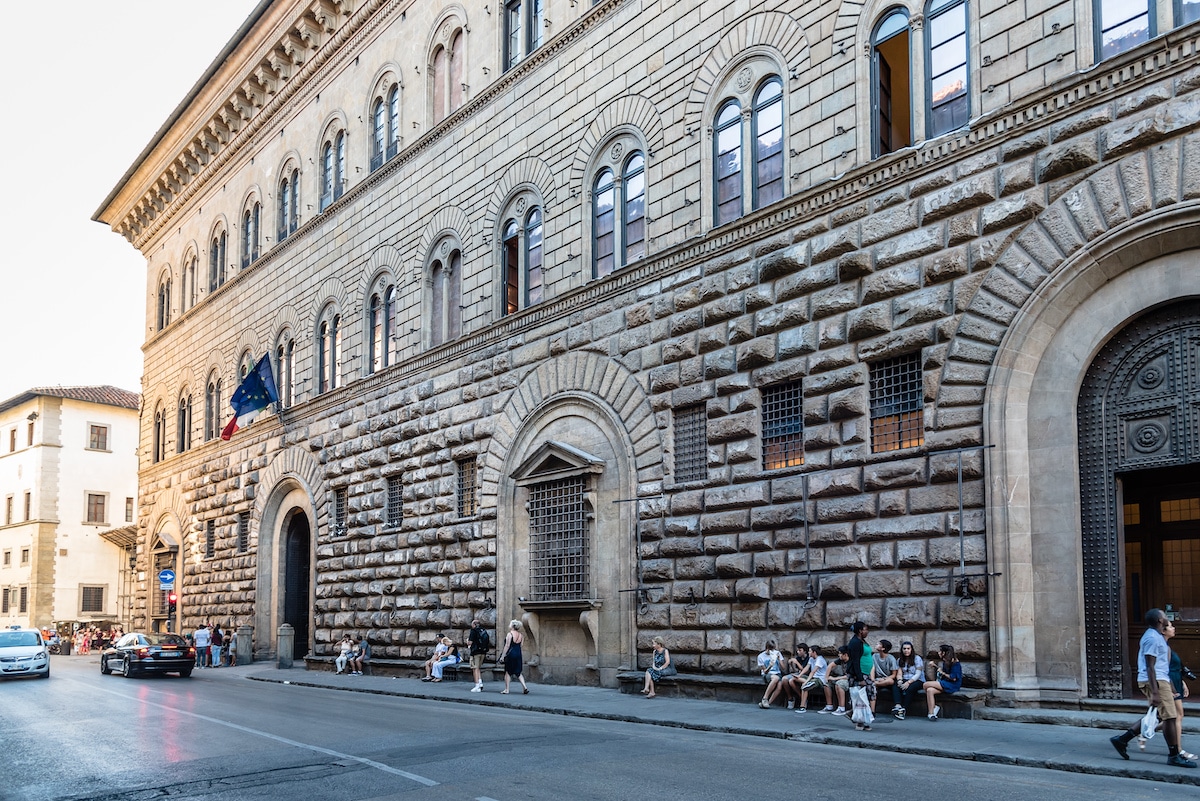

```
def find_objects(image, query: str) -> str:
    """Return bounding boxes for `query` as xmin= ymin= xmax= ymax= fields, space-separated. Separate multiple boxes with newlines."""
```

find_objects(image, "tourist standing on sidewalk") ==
xmin=922 ymin=644 xmax=961 ymax=720
xmin=210 ymin=625 xmax=224 ymax=668
xmin=193 ymin=623 xmax=211 ymax=669
xmin=846 ymin=621 xmax=875 ymax=730
xmin=642 ymin=636 xmax=676 ymax=698
xmin=467 ymin=619 xmax=490 ymax=692
xmin=893 ymin=641 xmax=924 ymax=719
xmin=226 ymin=626 xmax=238 ymax=666
xmin=499 ymin=620 xmax=529 ymax=694
xmin=1111 ymin=609 xmax=1196 ymax=767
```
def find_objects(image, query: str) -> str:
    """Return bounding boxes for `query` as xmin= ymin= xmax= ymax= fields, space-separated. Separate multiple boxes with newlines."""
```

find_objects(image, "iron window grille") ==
xmin=19 ymin=586 xmax=27 ymax=613
xmin=205 ymin=520 xmax=215 ymax=559
xmin=457 ymin=460 xmax=478 ymax=517
xmin=386 ymin=476 xmax=403 ymax=528
xmin=528 ymin=476 xmax=591 ymax=601
xmin=332 ymin=488 xmax=348 ymax=536
xmin=151 ymin=547 xmax=174 ymax=617
xmin=1 ymin=588 xmax=7 ymax=613
xmin=763 ymin=380 xmax=805 ymax=469
xmin=237 ymin=513 xmax=249 ymax=553
xmin=674 ymin=405 xmax=708 ymax=482
xmin=81 ymin=586 xmax=104 ymax=614
xmin=869 ymin=353 xmax=924 ymax=453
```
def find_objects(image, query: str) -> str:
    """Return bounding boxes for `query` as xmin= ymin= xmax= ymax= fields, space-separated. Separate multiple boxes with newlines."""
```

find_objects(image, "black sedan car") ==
xmin=101 ymin=632 xmax=195 ymax=678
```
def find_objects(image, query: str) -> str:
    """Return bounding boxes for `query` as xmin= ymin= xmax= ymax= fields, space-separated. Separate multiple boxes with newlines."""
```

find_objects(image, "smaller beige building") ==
xmin=0 ymin=387 xmax=140 ymax=630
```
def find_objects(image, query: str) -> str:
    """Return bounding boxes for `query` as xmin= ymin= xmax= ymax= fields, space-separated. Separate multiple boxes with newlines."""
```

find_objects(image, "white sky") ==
xmin=0 ymin=0 xmax=261 ymax=404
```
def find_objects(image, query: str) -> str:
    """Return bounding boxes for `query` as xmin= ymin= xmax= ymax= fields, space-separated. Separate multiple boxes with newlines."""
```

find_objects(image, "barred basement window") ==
xmin=333 ymin=488 xmax=348 ymax=536
xmin=763 ymin=380 xmax=805 ymax=469
xmin=1 ymin=588 xmax=8 ymax=613
xmin=457 ymin=460 xmax=478 ymax=517
xmin=80 ymin=586 xmax=105 ymax=614
xmin=237 ymin=513 xmax=249 ymax=552
xmin=386 ymin=476 xmax=403 ymax=528
xmin=529 ymin=476 xmax=590 ymax=601
xmin=205 ymin=520 xmax=215 ymax=559
xmin=870 ymin=353 xmax=924 ymax=453
xmin=674 ymin=405 xmax=708 ymax=482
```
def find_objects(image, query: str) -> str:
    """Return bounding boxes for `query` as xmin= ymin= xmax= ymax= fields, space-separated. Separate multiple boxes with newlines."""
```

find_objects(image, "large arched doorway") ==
xmin=283 ymin=511 xmax=311 ymax=660
xmin=1078 ymin=300 xmax=1200 ymax=698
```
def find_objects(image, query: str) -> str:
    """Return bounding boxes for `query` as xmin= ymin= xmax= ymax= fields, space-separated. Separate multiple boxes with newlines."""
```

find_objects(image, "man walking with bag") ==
xmin=1110 ymin=608 xmax=1196 ymax=768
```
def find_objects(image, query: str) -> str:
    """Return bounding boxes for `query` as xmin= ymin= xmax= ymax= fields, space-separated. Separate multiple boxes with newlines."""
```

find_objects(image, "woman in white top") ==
xmin=757 ymin=639 xmax=785 ymax=708
xmin=892 ymin=641 xmax=924 ymax=719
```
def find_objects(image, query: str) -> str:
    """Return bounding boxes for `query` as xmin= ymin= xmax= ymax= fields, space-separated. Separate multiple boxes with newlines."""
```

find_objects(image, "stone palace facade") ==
xmin=96 ymin=0 xmax=1200 ymax=702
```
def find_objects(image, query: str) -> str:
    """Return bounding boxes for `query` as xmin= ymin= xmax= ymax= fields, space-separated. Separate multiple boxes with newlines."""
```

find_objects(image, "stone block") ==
xmin=981 ymin=189 xmax=1045 ymax=233
xmin=1038 ymin=137 xmax=1099 ymax=181
xmin=837 ymin=251 xmax=874 ymax=281
xmin=857 ymin=570 xmax=907 ymax=597
xmin=816 ymin=494 xmax=876 ymax=522
xmin=735 ymin=578 xmax=771 ymax=602
xmin=825 ymin=599 xmax=883 ymax=629
xmin=847 ymin=303 xmax=893 ymax=341
xmin=823 ymin=544 xmax=869 ymax=571
xmin=737 ymin=337 xmax=776 ymax=370
xmin=868 ymin=541 xmax=895 ymax=568
xmin=921 ymin=174 xmax=996 ymax=223
xmin=811 ymin=227 xmax=859 ymax=263
xmin=705 ymin=483 xmax=768 ymax=510
xmin=863 ymin=457 xmax=927 ymax=490
xmin=863 ymin=262 xmax=922 ymax=303
xmin=828 ymin=385 xmax=869 ymax=421
xmin=883 ymin=598 xmax=938 ymax=628
xmin=758 ymin=246 xmax=807 ymax=280
xmin=874 ymin=226 xmax=944 ymax=269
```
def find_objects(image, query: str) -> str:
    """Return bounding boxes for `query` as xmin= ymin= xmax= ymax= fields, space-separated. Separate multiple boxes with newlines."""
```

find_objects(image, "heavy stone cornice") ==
xmin=105 ymin=0 xmax=626 ymax=252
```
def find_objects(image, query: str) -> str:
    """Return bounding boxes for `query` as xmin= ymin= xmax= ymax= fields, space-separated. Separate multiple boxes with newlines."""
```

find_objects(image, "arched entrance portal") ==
xmin=283 ymin=511 xmax=311 ymax=660
xmin=1079 ymin=300 xmax=1200 ymax=698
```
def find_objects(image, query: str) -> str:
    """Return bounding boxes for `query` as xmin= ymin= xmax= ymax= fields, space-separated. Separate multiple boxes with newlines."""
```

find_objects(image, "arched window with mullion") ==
xmin=387 ymin=85 xmax=400 ymax=158
xmin=525 ymin=208 xmax=543 ymax=307
xmin=335 ymin=132 xmax=346 ymax=201
xmin=752 ymin=79 xmax=784 ymax=208
xmin=209 ymin=230 xmax=227 ymax=292
xmin=241 ymin=203 xmax=260 ymax=268
xmin=371 ymin=97 xmax=386 ymax=171
xmin=502 ymin=220 xmax=520 ymax=316
xmin=320 ymin=141 xmax=334 ymax=211
xmin=872 ymin=10 xmax=912 ymax=157
xmin=592 ymin=169 xmax=615 ymax=279
xmin=276 ymin=337 xmax=294 ymax=409
xmin=156 ymin=275 xmax=171 ymax=331
xmin=926 ymin=0 xmax=969 ymax=137
xmin=368 ymin=286 xmax=394 ymax=373
xmin=504 ymin=0 xmax=522 ymax=71
xmin=318 ymin=314 xmax=341 ymax=393
xmin=623 ymin=154 xmax=646 ymax=264
xmin=714 ymin=101 xmax=743 ymax=226
xmin=176 ymin=394 xmax=192 ymax=454
xmin=204 ymin=374 xmax=222 ymax=442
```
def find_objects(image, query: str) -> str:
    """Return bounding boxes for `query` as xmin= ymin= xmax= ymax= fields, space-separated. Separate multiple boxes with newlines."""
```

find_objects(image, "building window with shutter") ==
xmin=673 ymin=405 xmax=708 ymax=483
xmin=870 ymin=353 xmax=925 ymax=452
xmin=763 ymin=380 xmax=805 ymax=470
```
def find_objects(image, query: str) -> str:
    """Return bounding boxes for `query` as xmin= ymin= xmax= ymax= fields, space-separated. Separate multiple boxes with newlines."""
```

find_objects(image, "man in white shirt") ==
xmin=193 ymin=624 xmax=211 ymax=669
xmin=1110 ymin=608 xmax=1196 ymax=768
xmin=797 ymin=644 xmax=831 ymax=713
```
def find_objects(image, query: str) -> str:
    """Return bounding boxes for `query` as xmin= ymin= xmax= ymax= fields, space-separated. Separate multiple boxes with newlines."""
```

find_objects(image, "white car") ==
xmin=0 ymin=627 xmax=50 ymax=679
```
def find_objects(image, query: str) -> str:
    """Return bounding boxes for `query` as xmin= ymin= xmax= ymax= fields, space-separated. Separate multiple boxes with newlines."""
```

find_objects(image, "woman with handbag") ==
xmin=641 ymin=636 xmax=676 ymax=698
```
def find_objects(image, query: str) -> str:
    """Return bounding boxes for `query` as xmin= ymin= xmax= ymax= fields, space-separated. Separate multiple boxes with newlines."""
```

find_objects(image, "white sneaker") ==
xmin=929 ymin=705 xmax=941 ymax=720
xmin=818 ymin=706 xmax=834 ymax=714
xmin=832 ymin=707 xmax=847 ymax=716
xmin=470 ymin=684 xmax=482 ymax=693
xmin=786 ymin=700 xmax=795 ymax=709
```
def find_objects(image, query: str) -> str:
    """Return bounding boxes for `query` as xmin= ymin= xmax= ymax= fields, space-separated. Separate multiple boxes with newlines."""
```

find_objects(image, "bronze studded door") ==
xmin=283 ymin=513 xmax=311 ymax=660
xmin=1078 ymin=300 xmax=1200 ymax=698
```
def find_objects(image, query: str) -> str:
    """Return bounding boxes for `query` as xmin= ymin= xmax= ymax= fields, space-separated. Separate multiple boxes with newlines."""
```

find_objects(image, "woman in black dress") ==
xmin=499 ymin=620 xmax=529 ymax=694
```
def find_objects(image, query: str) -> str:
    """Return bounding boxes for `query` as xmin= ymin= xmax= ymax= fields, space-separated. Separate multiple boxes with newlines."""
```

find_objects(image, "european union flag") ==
xmin=220 ymin=355 xmax=280 ymax=440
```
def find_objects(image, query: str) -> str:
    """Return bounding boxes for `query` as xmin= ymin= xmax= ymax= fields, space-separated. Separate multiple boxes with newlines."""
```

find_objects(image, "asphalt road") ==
xmin=0 ymin=657 xmax=1188 ymax=801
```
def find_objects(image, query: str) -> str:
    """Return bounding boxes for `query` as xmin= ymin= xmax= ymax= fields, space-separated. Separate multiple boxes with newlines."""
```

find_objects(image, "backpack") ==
xmin=476 ymin=628 xmax=491 ymax=652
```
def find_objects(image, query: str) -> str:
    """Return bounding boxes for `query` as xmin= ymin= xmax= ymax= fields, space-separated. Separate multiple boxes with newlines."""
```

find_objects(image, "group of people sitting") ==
xmin=334 ymin=634 xmax=371 ymax=675
xmin=754 ymin=622 xmax=962 ymax=726
xmin=639 ymin=621 xmax=964 ymax=727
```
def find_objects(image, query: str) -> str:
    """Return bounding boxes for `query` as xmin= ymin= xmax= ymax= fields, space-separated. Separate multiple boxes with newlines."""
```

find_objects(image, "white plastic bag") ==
xmin=1140 ymin=705 xmax=1160 ymax=740
xmin=850 ymin=685 xmax=874 ymax=725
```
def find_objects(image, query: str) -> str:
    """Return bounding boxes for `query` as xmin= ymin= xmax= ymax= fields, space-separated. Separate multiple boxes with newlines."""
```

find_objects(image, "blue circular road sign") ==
xmin=158 ymin=569 xmax=176 ymax=585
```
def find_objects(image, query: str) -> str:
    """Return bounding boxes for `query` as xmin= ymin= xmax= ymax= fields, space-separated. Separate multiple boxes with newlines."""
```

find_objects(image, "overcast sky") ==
xmin=0 ymin=0 xmax=260 ymax=404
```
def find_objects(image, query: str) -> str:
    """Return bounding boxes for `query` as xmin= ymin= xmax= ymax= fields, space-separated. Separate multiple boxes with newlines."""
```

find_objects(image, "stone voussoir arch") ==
xmin=482 ymin=157 xmax=558 ymax=239
xmin=251 ymin=445 xmax=327 ymax=534
xmin=933 ymin=139 xmax=1200 ymax=430
xmin=413 ymin=205 xmax=471 ymax=277
xmin=569 ymin=94 xmax=666 ymax=186
xmin=145 ymin=483 xmax=191 ymax=550
xmin=683 ymin=10 xmax=811 ymax=131
xmin=482 ymin=350 xmax=664 ymax=505
xmin=356 ymin=242 xmax=404 ymax=301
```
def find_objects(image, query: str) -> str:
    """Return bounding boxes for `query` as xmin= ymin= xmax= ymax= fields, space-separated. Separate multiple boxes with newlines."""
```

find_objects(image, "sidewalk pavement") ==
xmin=230 ymin=662 xmax=1200 ymax=788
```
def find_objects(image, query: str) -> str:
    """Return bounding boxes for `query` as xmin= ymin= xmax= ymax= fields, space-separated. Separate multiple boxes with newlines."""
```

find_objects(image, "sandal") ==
xmin=646 ymin=693 xmax=656 ymax=698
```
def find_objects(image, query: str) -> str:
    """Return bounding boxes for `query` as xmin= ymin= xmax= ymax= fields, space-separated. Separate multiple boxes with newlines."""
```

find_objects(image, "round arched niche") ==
xmin=985 ymin=211 xmax=1200 ymax=703
xmin=496 ymin=392 xmax=638 ymax=688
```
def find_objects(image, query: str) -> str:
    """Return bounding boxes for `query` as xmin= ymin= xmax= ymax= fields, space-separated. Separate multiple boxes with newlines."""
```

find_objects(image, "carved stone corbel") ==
xmin=520 ymin=611 xmax=540 ymax=666
xmin=579 ymin=609 xmax=600 ymax=668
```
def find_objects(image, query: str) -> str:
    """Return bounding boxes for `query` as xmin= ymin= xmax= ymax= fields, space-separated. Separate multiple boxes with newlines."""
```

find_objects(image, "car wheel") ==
xmin=123 ymin=656 xmax=136 ymax=678
xmin=179 ymin=668 xmax=193 ymax=678
xmin=38 ymin=667 xmax=49 ymax=679
xmin=101 ymin=657 xmax=112 ymax=675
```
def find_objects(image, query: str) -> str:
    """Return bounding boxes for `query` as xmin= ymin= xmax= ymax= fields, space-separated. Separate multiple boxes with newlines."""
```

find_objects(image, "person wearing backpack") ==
xmin=467 ymin=619 xmax=491 ymax=692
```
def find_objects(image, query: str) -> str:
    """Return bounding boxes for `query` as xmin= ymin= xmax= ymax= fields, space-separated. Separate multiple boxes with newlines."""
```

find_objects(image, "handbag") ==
xmin=1140 ymin=705 xmax=1160 ymax=740
xmin=850 ymin=685 xmax=874 ymax=725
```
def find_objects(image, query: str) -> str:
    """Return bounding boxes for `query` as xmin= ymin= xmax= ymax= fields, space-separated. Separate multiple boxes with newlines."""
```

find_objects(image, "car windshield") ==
xmin=0 ymin=631 xmax=42 ymax=647
xmin=143 ymin=634 xmax=188 ymax=647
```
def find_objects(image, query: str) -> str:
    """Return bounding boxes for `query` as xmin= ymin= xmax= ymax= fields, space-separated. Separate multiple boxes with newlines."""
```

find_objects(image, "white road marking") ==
xmin=77 ymin=676 xmax=439 ymax=786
